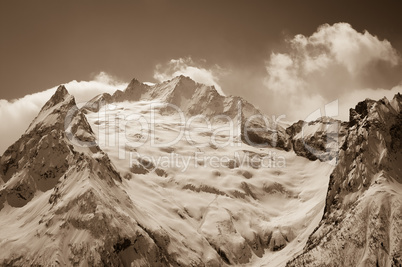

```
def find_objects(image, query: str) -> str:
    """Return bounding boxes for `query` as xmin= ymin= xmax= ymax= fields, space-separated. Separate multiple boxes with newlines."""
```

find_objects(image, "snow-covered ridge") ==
xmin=84 ymin=75 xmax=294 ymax=152
xmin=0 ymin=86 xmax=178 ymax=265
xmin=288 ymin=93 xmax=402 ymax=266
xmin=84 ymin=75 xmax=355 ymax=160
xmin=86 ymin=75 xmax=249 ymax=117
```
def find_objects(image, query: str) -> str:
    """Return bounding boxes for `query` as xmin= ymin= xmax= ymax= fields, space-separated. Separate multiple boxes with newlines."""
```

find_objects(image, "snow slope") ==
xmin=0 ymin=86 xmax=182 ymax=266
xmin=84 ymin=94 xmax=334 ymax=265
xmin=0 ymin=80 xmax=336 ymax=266
xmin=85 ymin=75 xmax=292 ymax=151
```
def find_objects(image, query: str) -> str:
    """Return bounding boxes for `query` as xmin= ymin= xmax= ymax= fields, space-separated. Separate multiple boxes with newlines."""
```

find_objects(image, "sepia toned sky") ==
xmin=1 ymin=0 xmax=401 ymax=100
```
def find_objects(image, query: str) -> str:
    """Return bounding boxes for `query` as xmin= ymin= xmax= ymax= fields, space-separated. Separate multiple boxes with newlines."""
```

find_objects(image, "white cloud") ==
xmin=265 ymin=53 xmax=305 ymax=94
xmin=306 ymin=23 xmax=399 ymax=73
xmin=263 ymin=22 xmax=402 ymax=121
xmin=67 ymin=72 xmax=127 ymax=103
xmin=0 ymin=72 xmax=127 ymax=154
xmin=153 ymin=57 xmax=226 ymax=95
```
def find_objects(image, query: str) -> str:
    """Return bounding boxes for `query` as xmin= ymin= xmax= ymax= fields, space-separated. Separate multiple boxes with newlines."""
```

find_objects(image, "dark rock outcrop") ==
xmin=287 ymin=94 xmax=402 ymax=266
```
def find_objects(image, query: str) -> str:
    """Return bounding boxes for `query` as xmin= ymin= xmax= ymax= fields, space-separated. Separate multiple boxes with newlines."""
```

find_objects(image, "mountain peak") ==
xmin=159 ymin=75 xmax=195 ymax=86
xmin=349 ymin=98 xmax=376 ymax=126
xmin=112 ymin=78 xmax=150 ymax=102
xmin=0 ymin=82 xmax=113 ymax=207
xmin=51 ymin=85 xmax=69 ymax=103
xmin=40 ymin=85 xmax=73 ymax=111
xmin=391 ymin=92 xmax=402 ymax=112
xmin=127 ymin=77 xmax=142 ymax=87
xmin=56 ymin=84 xmax=68 ymax=94
xmin=26 ymin=85 xmax=76 ymax=133
xmin=173 ymin=75 xmax=197 ymax=88
xmin=174 ymin=74 xmax=192 ymax=81
xmin=289 ymin=94 xmax=402 ymax=266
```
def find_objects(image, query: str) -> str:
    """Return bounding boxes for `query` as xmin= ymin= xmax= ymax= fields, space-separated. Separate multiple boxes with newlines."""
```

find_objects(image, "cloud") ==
xmin=150 ymin=24 xmax=401 ymax=124
xmin=263 ymin=22 xmax=402 ymax=121
xmin=0 ymin=72 xmax=127 ymax=154
xmin=65 ymin=72 xmax=127 ymax=103
xmin=153 ymin=57 xmax=226 ymax=95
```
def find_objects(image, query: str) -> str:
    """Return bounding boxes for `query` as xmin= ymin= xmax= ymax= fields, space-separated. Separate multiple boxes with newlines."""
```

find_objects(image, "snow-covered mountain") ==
xmin=84 ymin=75 xmax=292 ymax=151
xmin=0 ymin=86 xmax=179 ymax=265
xmin=0 ymin=77 xmax=401 ymax=266
xmin=287 ymin=94 xmax=402 ymax=266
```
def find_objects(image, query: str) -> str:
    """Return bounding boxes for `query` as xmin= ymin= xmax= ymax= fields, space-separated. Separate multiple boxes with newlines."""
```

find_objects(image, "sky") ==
xmin=1 ymin=0 xmax=402 ymax=153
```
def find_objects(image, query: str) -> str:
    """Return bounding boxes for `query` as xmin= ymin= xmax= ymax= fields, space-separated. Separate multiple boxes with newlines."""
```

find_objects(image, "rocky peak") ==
xmin=127 ymin=77 xmax=141 ymax=86
xmin=288 ymin=93 xmax=402 ymax=266
xmin=125 ymin=77 xmax=150 ymax=92
xmin=0 ymin=85 xmax=120 ymax=209
xmin=286 ymin=117 xmax=348 ymax=162
xmin=327 ymin=95 xmax=401 ymax=216
xmin=391 ymin=92 xmax=402 ymax=112
xmin=171 ymin=74 xmax=193 ymax=83
xmin=349 ymin=98 xmax=376 ymax=126
xmin=41 ymin=85 xmax=72 ymax=110
xmin=0 ymin=84 xmax=175 ymax=266
xmin=52 ymin=85 xmax=69 ymax=101
xmin=169 ymin=75 xmax=198 ymax=98
xmin=26 ymin=85 xmax=76 ymax=133
xmin=112 ymin=78 xmax=150 ymax=102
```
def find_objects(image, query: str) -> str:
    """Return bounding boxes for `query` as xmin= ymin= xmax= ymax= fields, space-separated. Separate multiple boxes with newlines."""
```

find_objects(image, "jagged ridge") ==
xmin=84 ymin=75 xmax=292 ymax=151
xmin=287 ymin=93 xmax=402 ymax=266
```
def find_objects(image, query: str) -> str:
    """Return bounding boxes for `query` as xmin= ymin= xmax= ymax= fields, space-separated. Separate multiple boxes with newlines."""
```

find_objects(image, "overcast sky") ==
xmin=1 ymin=0 xmax=402 ymax=153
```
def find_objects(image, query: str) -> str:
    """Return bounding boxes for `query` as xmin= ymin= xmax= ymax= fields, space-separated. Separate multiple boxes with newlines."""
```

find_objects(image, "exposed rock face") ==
xmin=287 ymin=94 xmax=402 ymax=267
xmin=0 ymin=85 xmax=86 ymax=207
xmin=82 ymin=92 xmax=113 ymax=113
xmin=286 ymin=117 xmax=348 ymax=162
xmin=242 ymin=121 xmax=292 ymax=151
xmin=113 ymin=78 xmax=151 ymax=102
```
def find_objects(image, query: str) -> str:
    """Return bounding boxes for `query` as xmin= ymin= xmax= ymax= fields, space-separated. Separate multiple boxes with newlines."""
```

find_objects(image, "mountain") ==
xmin=82 ymin=78 xmax=337 ymax=265
xmin=0 ymin=77 xmax=400 ymax=266
xmin=287 ymin=94 xmax=402 ymax=266
xmin=0 ymin=79 xmax=335 ymax=266
xmin=0 ymin=86 xmax=180 ymax=266
xmin=0 ymin=85 xmax=97 ymax=208
xmin=84 ymin=75 xmax=292 ymax=151
xmin=286 ymin=117 xmax=349 ymax=162
xmin=82 ymin=92 xmax=113 ymax=113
